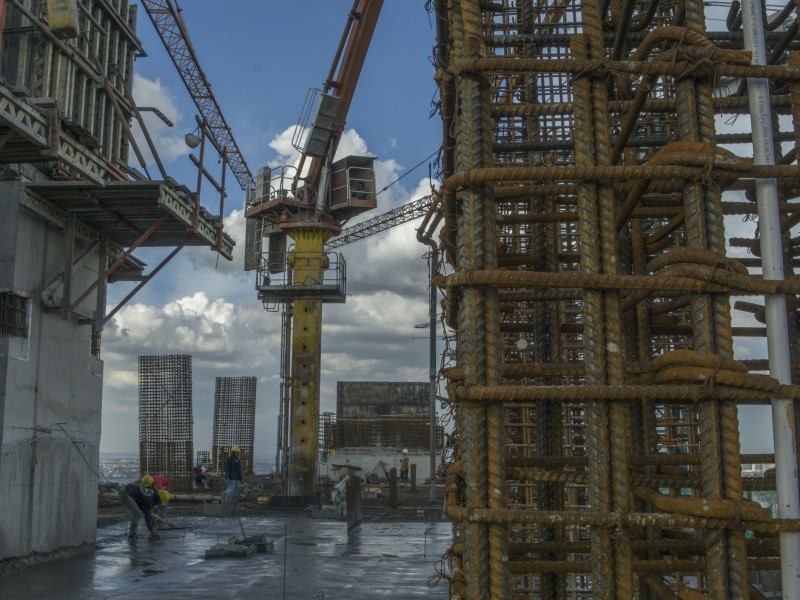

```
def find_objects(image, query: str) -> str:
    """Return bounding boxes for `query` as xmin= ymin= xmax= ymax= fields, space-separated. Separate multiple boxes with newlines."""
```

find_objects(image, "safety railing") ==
xmin=256 ymin=251 xmax=346 ymax=305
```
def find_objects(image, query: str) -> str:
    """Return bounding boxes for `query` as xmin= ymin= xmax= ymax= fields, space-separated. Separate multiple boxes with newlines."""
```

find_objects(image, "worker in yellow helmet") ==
xmin=118 ymin=474 xmax=164 ymax=541
xmin=223 ymin=445 xmax=243 ymax=506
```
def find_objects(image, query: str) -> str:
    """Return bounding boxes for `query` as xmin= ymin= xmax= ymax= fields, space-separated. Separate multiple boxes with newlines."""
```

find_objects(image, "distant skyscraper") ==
xmin=138 ymin=355 xmax=193 ymax=489
xmin=212 ymin=376 xmax=257 ymax=475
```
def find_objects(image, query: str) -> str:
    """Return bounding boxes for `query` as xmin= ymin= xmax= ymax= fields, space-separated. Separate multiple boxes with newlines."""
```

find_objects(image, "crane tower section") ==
xmin=245 ymin=0 xmax=384 ymax=497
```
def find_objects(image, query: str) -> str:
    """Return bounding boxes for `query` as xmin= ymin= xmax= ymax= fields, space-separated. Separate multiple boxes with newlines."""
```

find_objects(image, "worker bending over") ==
xmin=119 ymin=474 xmax=171 ymax=540
xmin=224 ymin=445 xmax=243 ymax=504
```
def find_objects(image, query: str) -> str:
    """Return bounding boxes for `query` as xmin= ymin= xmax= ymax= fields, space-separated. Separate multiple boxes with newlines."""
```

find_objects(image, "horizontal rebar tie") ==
xmin=445 ymin=507 xmax=800 ymax=533
xmin=441 ymin=164 xmax=800 ymax=191
xmin=450 ymin=383 xmax=800 ymax=403
xmin=437 ymin=269 xmax=800 ymax=294
xmin=448 ymin=57 xmax=800 ymax=79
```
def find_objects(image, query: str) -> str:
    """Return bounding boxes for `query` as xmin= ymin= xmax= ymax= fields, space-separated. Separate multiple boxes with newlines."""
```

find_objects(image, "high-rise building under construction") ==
xmin=212 ymin=376 xmax=257 ymax=476
xmin=138 ymin=354 xmax=194 ymax=490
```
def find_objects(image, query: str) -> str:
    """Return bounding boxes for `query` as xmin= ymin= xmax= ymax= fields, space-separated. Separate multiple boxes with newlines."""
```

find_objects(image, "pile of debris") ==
xmin=205 ymin=534 xmax=273 ymax=559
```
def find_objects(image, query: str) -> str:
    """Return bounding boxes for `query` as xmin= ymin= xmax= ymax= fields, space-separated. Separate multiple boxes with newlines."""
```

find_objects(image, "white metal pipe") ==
xmin=741 ymin=1 xmax=800 ymax=596
xmin=429 ymin=247 xmax=438 ymax=502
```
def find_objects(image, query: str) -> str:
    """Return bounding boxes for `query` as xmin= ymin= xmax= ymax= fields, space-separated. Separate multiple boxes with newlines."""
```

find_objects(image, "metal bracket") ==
xmin=68 ymin=215 xmax=166 ymax=315
xmin=102 ymin=235 xmax=190 ymax=328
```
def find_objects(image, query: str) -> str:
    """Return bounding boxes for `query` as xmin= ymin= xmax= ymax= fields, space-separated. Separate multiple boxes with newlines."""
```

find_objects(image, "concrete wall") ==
xmin=0 ymin=180 xmax=103 ymax=561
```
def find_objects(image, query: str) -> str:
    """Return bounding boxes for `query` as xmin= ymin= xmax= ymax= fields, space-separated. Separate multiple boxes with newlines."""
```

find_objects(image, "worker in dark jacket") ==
xmin=224 ymin=445 xmax=243 ymax=504
xmin=119 ymin=474 xmax=165 ymax=540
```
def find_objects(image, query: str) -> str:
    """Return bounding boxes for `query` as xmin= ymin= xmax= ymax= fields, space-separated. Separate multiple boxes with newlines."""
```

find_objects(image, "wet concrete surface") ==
xmin=0 ymin=516 xmax=451 ymax=599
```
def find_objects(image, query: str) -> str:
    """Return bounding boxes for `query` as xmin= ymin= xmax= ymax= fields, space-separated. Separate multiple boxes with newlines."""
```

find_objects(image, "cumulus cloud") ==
xmin=106 ymin=291 xmax=272 ymax=360
xmin=101 ymin=291 xmax=283 ymax=453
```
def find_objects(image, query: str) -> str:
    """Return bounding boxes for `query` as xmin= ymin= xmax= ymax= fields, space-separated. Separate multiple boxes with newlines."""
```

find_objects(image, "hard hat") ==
xmin=231 ymin=445 xmax=241 ymax=454
xmin=402 ymin=449 xmax=409 ymax=455
xmin=158 ymin=489 xmax=171 ymax=504
xmin=141 ymin=474 xmax=154 ymax=487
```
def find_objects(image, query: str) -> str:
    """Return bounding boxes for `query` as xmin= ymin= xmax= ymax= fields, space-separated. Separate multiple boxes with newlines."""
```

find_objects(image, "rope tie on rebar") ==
xmin=571 ymin=59 xmax=608 ymax=82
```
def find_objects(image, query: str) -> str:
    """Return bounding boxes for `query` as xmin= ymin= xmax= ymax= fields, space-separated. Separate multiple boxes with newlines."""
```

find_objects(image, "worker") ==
xmin=192 ymin=462 xmax=208 ymax=490
xmin=152 ymin=474 xmax=172 ymax=491
xmin=400 ymin=449 xmax=410 ymax=482
xmin=119 ymin=474 xmax=164 ymax=541
xmin=224 ymin=445 xmax=243 ymax=504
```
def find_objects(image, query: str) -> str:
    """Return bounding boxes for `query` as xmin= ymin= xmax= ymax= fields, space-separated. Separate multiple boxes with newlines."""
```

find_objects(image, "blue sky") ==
xmin=100 ymin=1 xmax=442 ymax=459
xmin=135 ymin=1 xmax=440 ymax=198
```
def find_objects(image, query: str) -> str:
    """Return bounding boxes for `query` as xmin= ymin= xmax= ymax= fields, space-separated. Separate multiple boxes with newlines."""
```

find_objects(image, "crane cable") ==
xmin=376 ymin=148 xmax=440 ymax=197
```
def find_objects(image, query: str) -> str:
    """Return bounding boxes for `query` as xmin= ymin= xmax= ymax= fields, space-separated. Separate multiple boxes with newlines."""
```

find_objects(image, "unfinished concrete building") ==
xmin=320 ymin=381 xmax=441 ymax=482
xmin=433 ymin=0 xmax=800 ymax=597
xmin=211 ymin=375 xmax=256 ymax=476
xmin=0 ymin=1 xmax=232 ymax=562
xmin=138 ymin=354 xmax=193 ymax=490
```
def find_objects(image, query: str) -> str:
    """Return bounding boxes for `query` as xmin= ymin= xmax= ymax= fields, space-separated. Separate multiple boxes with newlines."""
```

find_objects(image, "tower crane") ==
xmin=246 ymin=0 xmax=384 ymax=497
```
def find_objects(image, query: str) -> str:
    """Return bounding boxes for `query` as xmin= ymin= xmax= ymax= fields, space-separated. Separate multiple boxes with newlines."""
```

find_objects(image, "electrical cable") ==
xmin=376 ymin=148 xmax=441 ymax=197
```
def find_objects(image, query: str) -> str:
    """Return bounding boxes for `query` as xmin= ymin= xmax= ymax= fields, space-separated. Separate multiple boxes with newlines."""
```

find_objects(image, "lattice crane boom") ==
xmin=326 ymin=195 xmax=434 ymax=250
xmin=140 ymin=0 xmax=254 ymax=191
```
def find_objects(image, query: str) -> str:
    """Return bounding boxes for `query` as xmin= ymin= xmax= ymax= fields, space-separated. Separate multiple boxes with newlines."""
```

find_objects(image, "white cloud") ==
xmin=101 ymin=291 xmax=283 ymax=454
xmin=108 ymin=292 xmax=243 ymax=356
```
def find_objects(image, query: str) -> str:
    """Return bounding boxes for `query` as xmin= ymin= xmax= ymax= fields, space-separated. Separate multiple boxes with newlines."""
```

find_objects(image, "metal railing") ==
xmin=256 ymin=251 xmax=346 ymax=304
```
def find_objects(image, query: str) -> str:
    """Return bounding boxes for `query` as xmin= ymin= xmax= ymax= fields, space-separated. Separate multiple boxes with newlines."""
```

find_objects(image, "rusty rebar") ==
xmin=435 ymin=1 xmax=800 ymax=596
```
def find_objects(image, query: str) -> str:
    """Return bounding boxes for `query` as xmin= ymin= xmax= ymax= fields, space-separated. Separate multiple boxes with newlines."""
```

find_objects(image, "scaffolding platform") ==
xmin=256 ymin=252 xmax=346 ymax=304
xmin=26 ymin=180 xmax=234 ymax=259
xmin=0 ymin=84 xmax=109 ymax=184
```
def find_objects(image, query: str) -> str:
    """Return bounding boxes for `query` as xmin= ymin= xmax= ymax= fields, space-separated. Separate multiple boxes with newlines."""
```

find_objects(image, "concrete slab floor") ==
xmin=0 ymin=516 xmax=452 ymax=599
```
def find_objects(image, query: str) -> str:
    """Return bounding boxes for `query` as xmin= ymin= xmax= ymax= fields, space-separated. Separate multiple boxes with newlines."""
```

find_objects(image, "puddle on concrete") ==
xmin=0 ymin=517 xmax=451 ymax=599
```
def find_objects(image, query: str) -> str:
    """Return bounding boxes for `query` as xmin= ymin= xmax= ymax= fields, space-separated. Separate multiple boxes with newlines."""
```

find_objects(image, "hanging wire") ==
xmin=376 ymin=148 xmax=441 ymax=197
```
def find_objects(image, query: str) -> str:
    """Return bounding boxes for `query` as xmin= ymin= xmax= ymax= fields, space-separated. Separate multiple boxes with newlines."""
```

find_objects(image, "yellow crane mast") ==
xmin=245 ymin=0 xmax=384 ymax=497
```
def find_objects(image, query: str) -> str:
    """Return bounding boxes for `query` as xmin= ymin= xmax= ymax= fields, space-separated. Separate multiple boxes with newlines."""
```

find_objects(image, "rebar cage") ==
xmin=434 ymin=0 xmax=800 ymax=597
xmin=138 ymin=354 xmax=193 ymax=491
xmin=212 ymin=376 xmax=257 ymax=476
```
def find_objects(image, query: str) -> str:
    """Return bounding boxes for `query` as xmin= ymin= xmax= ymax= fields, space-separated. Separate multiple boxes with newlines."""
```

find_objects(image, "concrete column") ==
xmin=286 ymin=228 xmax=332 ymax=497
xmin=0 ymin=177 xmax=20 ymax=506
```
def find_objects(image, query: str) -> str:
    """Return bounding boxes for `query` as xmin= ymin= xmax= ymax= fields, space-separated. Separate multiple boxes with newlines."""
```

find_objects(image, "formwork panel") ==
xmin=138 ymin=354 xmax=193 ymax=490
xmin=212 ymin=376 xmax=257 ymax=476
